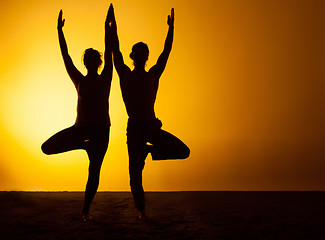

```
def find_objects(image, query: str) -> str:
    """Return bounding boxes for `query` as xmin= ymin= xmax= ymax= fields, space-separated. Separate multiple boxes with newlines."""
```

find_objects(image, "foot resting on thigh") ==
xmin=146 ymin=144 xmax=153 ymax=155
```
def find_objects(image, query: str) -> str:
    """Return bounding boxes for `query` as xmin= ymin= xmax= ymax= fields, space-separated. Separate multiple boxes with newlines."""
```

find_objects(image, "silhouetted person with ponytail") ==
xmin=41 ymin=4 xmax=114 ymax=221
xmin=109 ymin=5 xmax=190 ymax=219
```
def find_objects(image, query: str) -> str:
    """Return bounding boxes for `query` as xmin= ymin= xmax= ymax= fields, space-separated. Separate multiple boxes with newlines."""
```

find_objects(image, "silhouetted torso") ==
xmin=76 ymin=74 xmax=111 ymax=126
xmin=120 ymin=69 xmax=158 ymax=121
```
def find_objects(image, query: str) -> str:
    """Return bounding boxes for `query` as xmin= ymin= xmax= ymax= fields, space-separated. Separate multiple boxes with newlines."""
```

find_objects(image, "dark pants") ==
xmin=127 ymin=118 xmax=190 ymax=211
xmin=41 ymin=124 xmax=110 ymax=214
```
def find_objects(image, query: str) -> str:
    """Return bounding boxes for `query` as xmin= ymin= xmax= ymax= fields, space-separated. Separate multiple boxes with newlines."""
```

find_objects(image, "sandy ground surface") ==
xmin=1 ymin=191 xmax=325 ymax=239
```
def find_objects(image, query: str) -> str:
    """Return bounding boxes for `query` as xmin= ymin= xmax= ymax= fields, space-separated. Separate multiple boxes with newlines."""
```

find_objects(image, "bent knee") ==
xmin=41 ymin=142 xmax=53 ymax=155
xmin=180 ymin=145 xmax=190 ymax=159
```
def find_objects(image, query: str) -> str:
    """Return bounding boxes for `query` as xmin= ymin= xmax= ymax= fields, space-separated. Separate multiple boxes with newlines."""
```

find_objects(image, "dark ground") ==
xmin=1 ymin=191 xmax=325 ymax=239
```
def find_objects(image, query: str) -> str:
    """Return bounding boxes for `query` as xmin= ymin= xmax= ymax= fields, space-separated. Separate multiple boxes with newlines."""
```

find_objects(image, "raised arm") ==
xmin=57 ymin=10 xmax=82 ymax=87
xmin=109 ymin=5 xmax=130 ymax=76
xmin=101 ymin=4 xmax=114 ymax=80
xmin=150 ymin=8 xmax=174 ymax=79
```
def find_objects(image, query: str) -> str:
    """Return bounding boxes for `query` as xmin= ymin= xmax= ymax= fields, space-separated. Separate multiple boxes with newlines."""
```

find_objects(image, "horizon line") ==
xmin=1 ymin=190 xmax=324 ymax=193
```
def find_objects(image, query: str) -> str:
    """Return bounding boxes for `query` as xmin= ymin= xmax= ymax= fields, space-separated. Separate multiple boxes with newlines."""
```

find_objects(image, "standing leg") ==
xmin=127 ymin=131 xmax=148 ymax=219
xmin=82 ymin=152 xmax=103 ymax=220
xmin=82 ymin=126 xmax=110 ymax=220
xmin=148 ymin=129 xmax=190 ymax=160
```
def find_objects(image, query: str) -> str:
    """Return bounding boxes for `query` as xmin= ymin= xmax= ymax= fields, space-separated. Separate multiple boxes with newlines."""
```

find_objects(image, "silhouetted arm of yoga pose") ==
xmin=149 ymin=8 xmax=174 ymax=80
xmin=109 ymin=5 xmax=131 ymax=76
xmin=57 ymin=10 xmax=83 ymax=87
xmin=101 ymin=4 xmax=113 ymax=81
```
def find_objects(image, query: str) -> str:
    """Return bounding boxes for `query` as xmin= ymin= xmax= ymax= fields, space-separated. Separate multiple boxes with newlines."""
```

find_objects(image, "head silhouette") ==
xmin=83 ymin=48 xmax=103 ymax=72
xmin=130 ymin=42 xmax=149 ymax=68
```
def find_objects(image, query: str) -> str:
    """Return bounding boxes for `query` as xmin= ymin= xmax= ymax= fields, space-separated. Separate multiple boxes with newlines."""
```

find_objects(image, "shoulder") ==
xmin=148 ymin=66 xmax=160 ymax=81
xmin=148 ymin=65 xmax=157 ymax=73
xmin=71 ymin=73 xmax=85 ymax=87
xmin=119 ymin=68 xmax=132 ymax=80
xmin=122 ymin=66 xmax=132 ymax=76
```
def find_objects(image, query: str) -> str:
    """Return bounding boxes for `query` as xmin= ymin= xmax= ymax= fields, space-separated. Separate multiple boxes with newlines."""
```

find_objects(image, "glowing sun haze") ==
xmin=0 ymin=0 xmax=324 ymax=191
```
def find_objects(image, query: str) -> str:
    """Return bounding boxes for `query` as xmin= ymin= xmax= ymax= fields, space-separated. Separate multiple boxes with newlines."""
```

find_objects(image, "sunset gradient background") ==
xmin=0 ymin=0 xmax=324 ymax=191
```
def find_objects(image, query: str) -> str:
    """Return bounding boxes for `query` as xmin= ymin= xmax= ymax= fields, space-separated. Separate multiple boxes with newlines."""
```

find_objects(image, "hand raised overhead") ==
xmin=58 ymin=10 xmax=65 ymax=29
xmin=167 ymin=8 xmax=174 ymax=27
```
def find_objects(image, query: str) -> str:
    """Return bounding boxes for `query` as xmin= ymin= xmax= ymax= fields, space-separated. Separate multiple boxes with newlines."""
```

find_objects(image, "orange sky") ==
xmin=0 ymin=0 xmax=325 ymax=191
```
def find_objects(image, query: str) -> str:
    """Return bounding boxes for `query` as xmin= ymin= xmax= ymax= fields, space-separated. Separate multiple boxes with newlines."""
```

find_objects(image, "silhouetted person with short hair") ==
xmin=41 ymin=5 xmax=114 ymax=221
xmin=109 ymin=5 xmax=190 ymax=219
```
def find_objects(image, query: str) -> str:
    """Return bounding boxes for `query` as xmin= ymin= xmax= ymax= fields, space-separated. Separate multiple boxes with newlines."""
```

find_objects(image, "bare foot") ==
xmin=137 ymin=211 xmax=148 ymax=220
xmin=82 ymin=213 xmax=93 ymax=222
